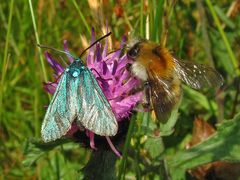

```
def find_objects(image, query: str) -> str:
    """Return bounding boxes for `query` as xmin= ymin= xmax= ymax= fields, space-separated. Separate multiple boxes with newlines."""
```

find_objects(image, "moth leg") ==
xmin=90 ymin=68 xmax=111 ymax=81
xmin=46 ymin=72 xmax=64 ymax=86
xmin=82 ymin=127 xmax=97 ymax=150
xmin=89 ymin=131 xmax=97 ymax=150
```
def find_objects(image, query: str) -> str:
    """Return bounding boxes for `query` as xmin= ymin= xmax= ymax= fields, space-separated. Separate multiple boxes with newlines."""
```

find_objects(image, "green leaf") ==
xmin=210 ymin=30 xmax=235 ymax=76
xmin=183 ymin=86 xmax=217 ymax=111
xmin=214 ymin=6 xmax=235 ymax=29
xmin=160 ymin=108 xmax=179 ymax=136
xmin=144 ymin=137 xmax=164 ymax=159
xmin=168 ymin=112 xmax=240 ymax=179
xmin=22 ymin=138 xmax=70 ymax=167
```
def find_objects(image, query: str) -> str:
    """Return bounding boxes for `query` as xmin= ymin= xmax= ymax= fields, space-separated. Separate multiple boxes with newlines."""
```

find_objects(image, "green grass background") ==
xmin=1 ymin=0 xmax=240 ymax=179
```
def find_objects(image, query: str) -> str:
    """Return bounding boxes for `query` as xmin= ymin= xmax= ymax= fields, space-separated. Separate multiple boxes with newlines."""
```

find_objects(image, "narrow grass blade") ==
xmin=206 ymin=0 xmax=240 ymax=76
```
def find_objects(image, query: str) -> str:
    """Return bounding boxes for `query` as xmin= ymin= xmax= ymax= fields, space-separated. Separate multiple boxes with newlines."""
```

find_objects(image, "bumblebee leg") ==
xmin=126 ymin=63 xmax=132 ymax=71
xmin=143 ymin=81 xmax=151 ymax=110
xmin=144 ymin=81 xmax=162 ymax=127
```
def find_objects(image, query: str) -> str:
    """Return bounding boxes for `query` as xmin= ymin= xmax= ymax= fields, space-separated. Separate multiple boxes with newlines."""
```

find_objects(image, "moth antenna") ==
xmin=37 ymin=44 xmax=77 ymax=59
xmin=38 ymin=31 xmax=111 ymax=59
xmin=79 ymin=32 xmax=112 ymax=57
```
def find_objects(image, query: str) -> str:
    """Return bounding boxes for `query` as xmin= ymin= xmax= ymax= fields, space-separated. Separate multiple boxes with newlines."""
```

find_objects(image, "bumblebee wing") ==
xmin=41 ymin=72 xmax=78 ymax=142
xmin=77 ymin=69 xmax=118 ymax=136
xmin=174 ymin=58 xmax=223 ymax=89
xmin=148 ymin=68 xmax=181 ymax=123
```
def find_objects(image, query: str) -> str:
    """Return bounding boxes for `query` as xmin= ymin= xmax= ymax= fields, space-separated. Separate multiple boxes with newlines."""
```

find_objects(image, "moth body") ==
xmin=41 ymin=57 xmax=118 ymax=142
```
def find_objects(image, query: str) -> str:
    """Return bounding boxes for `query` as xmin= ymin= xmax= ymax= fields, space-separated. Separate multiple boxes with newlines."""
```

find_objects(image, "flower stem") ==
xmin=206 ymin=0 xmax=240 ymax=76
xmin=72 ymin=0 xmax=91 ymax=36
xmin=83 ymin=149 xmax=117 ymax=180
xmin=28 ymin=0 xmax=50 ymax=100
xmin=1 ymin=0 xmax=13 ymax=122
xmin=152 ymin=0 xmax=164 ymax=42
xmin=140 ymin=0 xmax=144 ymax=37
xmin=118 ymin=116 xmax=136 ymax=180
xmin=28 ymin=0 xmax=48 ymax=83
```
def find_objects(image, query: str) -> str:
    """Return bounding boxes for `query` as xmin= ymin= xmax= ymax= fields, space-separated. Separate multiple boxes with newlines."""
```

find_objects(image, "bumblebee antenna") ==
xmin=37 ymin=44 xmax=77 ymax=59
xmin=79 ymin=32 xmax=111 ymax=57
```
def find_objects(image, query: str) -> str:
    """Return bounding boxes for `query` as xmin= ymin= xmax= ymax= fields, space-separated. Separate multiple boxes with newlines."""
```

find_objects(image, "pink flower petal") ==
xmin=43 ymin=29 xmax=143 ymax=156
xmin=63 ymin=40 xmax=74 ymax=63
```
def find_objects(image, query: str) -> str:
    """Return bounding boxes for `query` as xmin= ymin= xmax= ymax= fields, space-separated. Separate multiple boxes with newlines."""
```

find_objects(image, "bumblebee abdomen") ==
xmin=150 ymin=75 xmax=182 ymax=123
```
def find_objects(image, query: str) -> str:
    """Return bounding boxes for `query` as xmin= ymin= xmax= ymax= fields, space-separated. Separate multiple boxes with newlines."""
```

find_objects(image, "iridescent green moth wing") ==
xmin=41 ymin=69 xmax=77 ymax=142
xmin=41 ymin=59 xmax=118 ymax=143
xmin=76 ymin=67 xmax=118 ymax=136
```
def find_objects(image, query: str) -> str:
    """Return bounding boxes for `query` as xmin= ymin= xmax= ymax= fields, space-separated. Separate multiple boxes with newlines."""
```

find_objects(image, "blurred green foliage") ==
xmin=1 ymin=0 xmax=240 ymax=179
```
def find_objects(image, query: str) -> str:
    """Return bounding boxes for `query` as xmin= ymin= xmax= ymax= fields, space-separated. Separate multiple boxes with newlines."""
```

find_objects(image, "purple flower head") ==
xmin=43 ymin=29 xmax=143 ymax=156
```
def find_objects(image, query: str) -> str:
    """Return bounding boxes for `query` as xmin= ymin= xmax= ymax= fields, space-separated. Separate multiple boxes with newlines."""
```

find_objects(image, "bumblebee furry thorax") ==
xmin=127 ymin=40 xmax=223 ymax=123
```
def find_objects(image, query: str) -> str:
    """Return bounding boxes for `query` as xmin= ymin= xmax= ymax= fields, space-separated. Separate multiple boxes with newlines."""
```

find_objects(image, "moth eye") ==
xmin=127 ymin=44 xmax=140 ymax=59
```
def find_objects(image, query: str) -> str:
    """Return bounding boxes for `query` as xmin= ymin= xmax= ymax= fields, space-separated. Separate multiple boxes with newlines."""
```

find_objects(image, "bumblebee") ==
xmin=127 ymin=40 xmax=223 ymax=123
